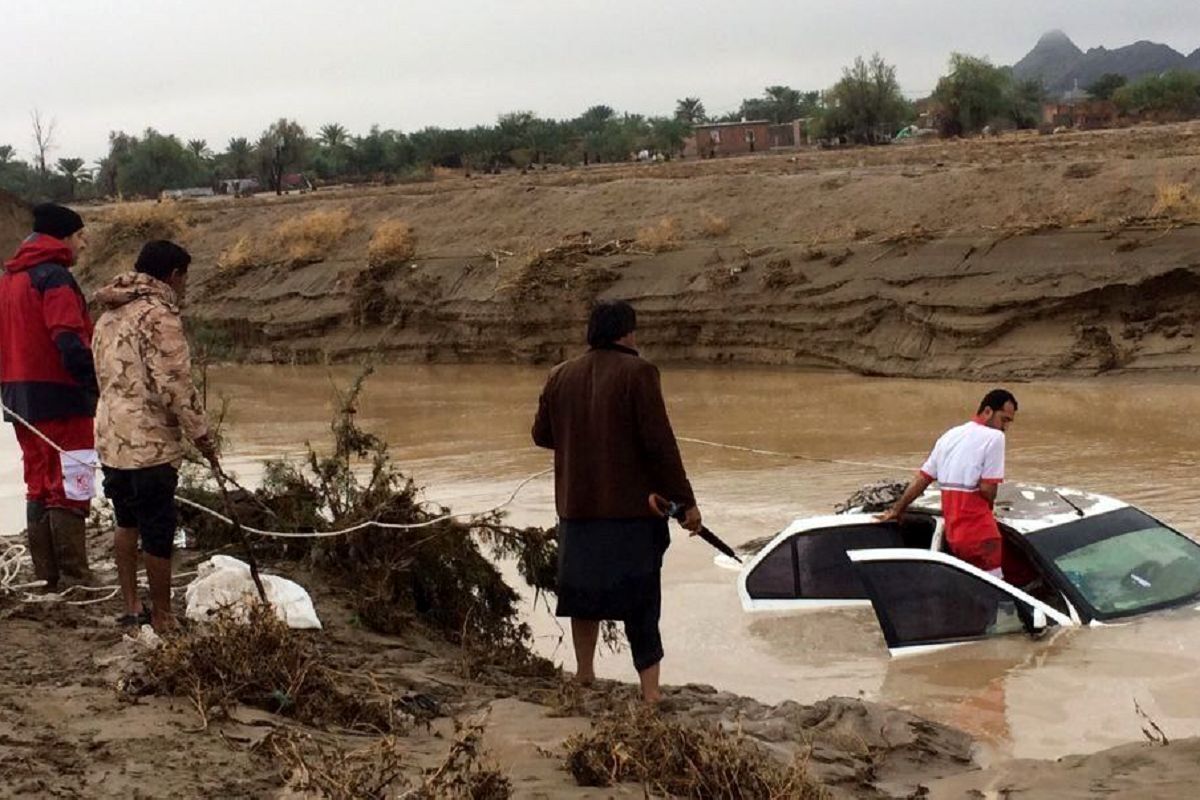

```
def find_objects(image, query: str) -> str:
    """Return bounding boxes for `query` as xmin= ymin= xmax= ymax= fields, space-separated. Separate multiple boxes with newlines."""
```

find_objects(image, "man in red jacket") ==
xmin=0 ymin=203 xmax=97 ymax=590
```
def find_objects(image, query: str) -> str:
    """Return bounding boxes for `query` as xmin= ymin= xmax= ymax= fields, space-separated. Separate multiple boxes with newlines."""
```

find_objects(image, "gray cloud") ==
xmin=2 ymin=0 xmax=1198 ymax=161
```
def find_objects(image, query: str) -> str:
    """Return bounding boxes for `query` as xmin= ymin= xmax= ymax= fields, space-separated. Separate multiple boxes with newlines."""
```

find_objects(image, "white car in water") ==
xmin=728 ymin=483 xmax=1200 ymax=656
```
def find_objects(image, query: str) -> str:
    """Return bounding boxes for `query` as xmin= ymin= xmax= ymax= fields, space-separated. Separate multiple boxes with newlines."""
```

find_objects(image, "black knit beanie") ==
xmin=32 ymin=203 xmax=84 ymax=240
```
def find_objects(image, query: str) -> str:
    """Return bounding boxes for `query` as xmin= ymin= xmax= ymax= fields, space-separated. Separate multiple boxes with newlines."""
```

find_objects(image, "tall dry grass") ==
xmin=276 ymin=209 xmax=354 ymax=264
xmin=367 ymin=220 xmax=417 ymax=269
xmin=1152 ymin=181 xmax=1199 ymax=219
xmin=635 ymin=217 xmax=682 ymax=252
xmin=218 ymin=208 xmax=354 ymax=270
xmin=87 ymin=202 xmax=187 ymax=265
xmin=697 ymin=210 xmax=731 ymax=238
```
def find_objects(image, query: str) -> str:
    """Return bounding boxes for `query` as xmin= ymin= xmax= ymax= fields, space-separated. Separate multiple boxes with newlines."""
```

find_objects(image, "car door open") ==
xmin=847 ymin=548 xmax=1075 ymax=656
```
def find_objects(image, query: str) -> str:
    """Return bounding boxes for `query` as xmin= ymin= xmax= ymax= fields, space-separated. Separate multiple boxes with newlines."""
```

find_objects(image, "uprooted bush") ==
xmin=138 ymin=602 xmax=399 ymax=731
xmin=564 ymin=705 xmax=828 ymax=799
xmin=272 ymin=719 xmax=510 ymax=800
xmin=177 ymin=367 xmax=560 ymax=669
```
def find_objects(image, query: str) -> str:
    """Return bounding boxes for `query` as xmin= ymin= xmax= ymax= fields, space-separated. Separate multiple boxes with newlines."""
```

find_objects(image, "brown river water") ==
xmin=3 ymin=363 xmax=1198 ymax=761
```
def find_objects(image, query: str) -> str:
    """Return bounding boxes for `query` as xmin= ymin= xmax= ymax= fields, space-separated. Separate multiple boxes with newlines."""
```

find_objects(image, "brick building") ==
xmin=692 ymin=120 xmax=771 ymax=157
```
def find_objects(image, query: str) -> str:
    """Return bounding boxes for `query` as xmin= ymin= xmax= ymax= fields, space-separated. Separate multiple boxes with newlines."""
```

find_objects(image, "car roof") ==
xmin=909 ymin=481 xmax=1128 ymax=535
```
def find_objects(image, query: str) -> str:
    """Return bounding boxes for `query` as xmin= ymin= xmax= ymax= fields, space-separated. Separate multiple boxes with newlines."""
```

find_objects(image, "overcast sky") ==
xmin=3 ymin=0 xmax=1198 ymax=162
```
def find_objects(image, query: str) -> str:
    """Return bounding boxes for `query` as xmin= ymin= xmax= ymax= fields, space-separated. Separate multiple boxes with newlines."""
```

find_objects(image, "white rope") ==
xmin=2 ymin=399 xmax=552 ymax=541
xmin=0 ymin=402 xmax=906 ymax=555
xmin=175 ymin=466 xmax=552 ymax=538
xmin=677 ymin=436 xmax=909 ymax=472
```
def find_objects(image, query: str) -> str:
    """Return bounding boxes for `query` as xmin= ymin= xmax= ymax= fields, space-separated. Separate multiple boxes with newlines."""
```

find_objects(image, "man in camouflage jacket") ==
xmin=93 ymin=240 xmax=217 ymax=632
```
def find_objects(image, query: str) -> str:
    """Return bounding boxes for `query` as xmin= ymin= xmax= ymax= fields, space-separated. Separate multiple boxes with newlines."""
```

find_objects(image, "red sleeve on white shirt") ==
xmin=980 ymin=432 xmax=1005 ymax=484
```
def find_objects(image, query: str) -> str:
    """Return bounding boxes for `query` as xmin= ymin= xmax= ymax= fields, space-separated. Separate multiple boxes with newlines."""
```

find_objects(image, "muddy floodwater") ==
xmin=5 ymin=363 xmax=1199 ymax=761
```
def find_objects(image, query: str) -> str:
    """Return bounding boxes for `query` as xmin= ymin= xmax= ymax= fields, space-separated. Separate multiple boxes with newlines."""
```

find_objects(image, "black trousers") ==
xmin=555 ymin=517 xmax=669 ymax=672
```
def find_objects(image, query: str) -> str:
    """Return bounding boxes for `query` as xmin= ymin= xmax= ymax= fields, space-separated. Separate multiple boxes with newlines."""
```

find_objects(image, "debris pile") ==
xmin=564 ymin=704 xmax=829 ymax=799
xmin=177 ymin=368 xmax=560 ymax=670
xmin=137 ymin=602 xmax=399 ymax=732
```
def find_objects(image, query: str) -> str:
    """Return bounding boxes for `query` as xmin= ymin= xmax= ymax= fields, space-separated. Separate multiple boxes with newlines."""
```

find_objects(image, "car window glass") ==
xmin=795 ymin=524 xmax=921 ymax=599
xmin=747 ymin=519 xmax=938 ymax=602
xmin=856 ymin=560 xmax=1031 ymax=647
xmin=1055 ymin=526 xmax=1200 ymax=615
xmin=746 ymin=539 xmax=795 ymax=599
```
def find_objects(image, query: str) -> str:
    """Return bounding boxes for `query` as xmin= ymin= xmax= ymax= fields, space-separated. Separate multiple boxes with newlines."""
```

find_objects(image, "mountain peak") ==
xmin=1038 ymin=29 xmax=1077 ymax=48
xmin=1014 ymin=31 xmax=1198 ymax=95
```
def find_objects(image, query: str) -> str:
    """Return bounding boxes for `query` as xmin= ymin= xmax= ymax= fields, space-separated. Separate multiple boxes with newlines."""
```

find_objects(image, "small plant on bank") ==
xmin=635 ymin=217 xmax=682 ymax=252
xmin=216 ymin=208 xmax=355 ymax=270
xmin=276 ymin=208 xmax=354 ymax=265
xmin=367 ymin=220 xmax=417 ymax=269
xmin=698 ymin=210 xmax=731 ymax=238
xmin=1151 ymin=180 xmax=1199 ymax=220
xmin=86 ymin=201 xmax=187 ymax=267
xmin=217 ymin=235 xmax=257 ymax=270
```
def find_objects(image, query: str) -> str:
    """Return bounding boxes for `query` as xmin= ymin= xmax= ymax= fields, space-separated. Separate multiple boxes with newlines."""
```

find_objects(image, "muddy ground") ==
xmin=67 ymin=121 xmax=1200 ymax=379
xmin=0 ymin=531 xmax=976 ymax=799
xmin=2 ymin=529 xmax=1198 ymax=798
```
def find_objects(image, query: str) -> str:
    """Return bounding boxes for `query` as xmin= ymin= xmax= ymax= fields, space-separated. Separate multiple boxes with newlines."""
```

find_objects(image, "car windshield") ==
xmin=1030 ymin=507 xmax=1200 ymax=618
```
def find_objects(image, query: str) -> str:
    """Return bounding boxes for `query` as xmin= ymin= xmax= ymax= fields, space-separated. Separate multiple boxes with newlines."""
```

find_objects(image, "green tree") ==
xmin=648 ymin=116 xmax=690 ymax=157
xmin=674 ymin=97 xmax=707 ymax=125
xmin=257 ymin=118 xmax=309 ymax=194
xmin=741 ymin=87 xmax=824 ymax=123
xmin=108 ymin=129 xmax=207 ymax=197
xmin=187 ymin=139 xmax=211 ymax=160
xmin=315 ymin=123 xmax=351 ymax=178
xmin=526 ymin=117 xmax=565 ymax=165
xmin=0 ymin=150 xmax=41 ymax=202
xmin=932 ymin=53 xmax=1010 ymax=136
xmin=1086 ymin=73 xmax=1127 ymax=101
xmin=55 ymin=157 xmax=87 ymax=199
xmin=577 ymin=105 xmax=615 ymax=133
xmin=318 ymin=123 xmax=348 ymax=148
xmin=821 ymin=54 xmax=912 ymax=143
xmin=224 ymin=137 xmax=254 ymax=178
xmin=1007 ymin=77 xmax=1046 ymax=129
xmin=1113 ymin=71 xmax=1200 ymax=116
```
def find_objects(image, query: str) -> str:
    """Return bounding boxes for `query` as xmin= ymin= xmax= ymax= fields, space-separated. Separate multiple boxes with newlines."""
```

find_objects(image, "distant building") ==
xmin=160 ymin=187 xmax=214 ymax=200
xmin=766 ymin=119 xmax=813 ymax=149
xmin=1042 ymin=99 xmax=1118 ymax=129
xmin=692 ymin=120 xmax=771 ymax=157
xmin=220 ymin=178 xmax=260 ymax=197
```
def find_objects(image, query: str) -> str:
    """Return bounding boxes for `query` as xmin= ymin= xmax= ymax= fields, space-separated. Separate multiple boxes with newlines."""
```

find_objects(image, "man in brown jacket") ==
xmin=93 ymin=240 xmax=217 ymax=632
xmin=533 ymin=300 xmax=701 ymax=703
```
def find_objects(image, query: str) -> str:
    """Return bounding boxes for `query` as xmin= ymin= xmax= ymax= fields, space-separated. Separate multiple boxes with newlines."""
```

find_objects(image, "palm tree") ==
xmin=318 ymin=123 xmax=348 ymax=149
xmin=55 ymin=157 xmax=88 ymax=199
xmin=187 ymin=139 xmax=211 ymax=160
xmin=763 ymin=86 xmax=803 ymax=123
xmin=674 ymin=97 xmax=707 ymax=125
xmin=225 ymin=137 xmax=253 ymax=177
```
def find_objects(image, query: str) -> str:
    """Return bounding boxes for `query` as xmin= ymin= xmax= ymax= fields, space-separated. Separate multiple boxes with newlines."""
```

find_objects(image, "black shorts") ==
xmin=102 ymin=464 xmax=179 ymax=559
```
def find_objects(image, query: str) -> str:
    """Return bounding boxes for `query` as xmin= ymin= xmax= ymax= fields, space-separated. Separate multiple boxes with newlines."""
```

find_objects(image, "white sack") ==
xmin=185 ymin=555 xmax=322 ymax=629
